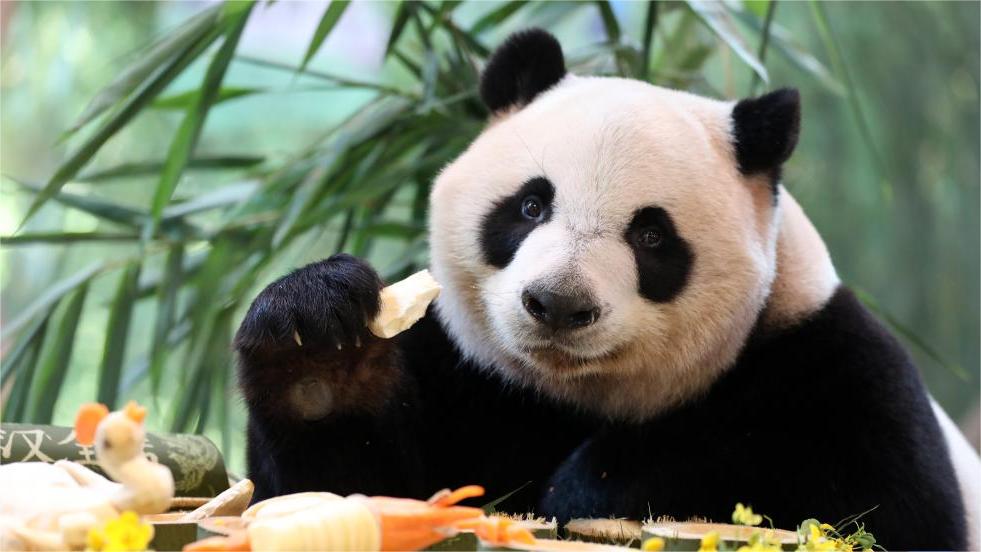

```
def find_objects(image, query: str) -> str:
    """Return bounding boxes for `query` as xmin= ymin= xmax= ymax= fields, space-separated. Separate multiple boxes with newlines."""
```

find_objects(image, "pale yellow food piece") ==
xmin=368 ymin=270 xmax=441 ymax=338
xmin=241 ymin=492 xmax=343 ymax=521
xmin=247 ymin=499 xmax=380 ymax=551
xmin=181 ymin=479 xmax=254 ymax=521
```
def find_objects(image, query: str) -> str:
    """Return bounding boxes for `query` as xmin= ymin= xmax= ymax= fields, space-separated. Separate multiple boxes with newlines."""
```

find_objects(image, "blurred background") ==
xmin=1 ymin=1 xmax=978 ymax=475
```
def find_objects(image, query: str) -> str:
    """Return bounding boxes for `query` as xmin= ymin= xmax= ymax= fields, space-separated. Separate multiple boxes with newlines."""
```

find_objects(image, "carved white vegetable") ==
xmin=368 ymin=270 xmax=441 ymax=339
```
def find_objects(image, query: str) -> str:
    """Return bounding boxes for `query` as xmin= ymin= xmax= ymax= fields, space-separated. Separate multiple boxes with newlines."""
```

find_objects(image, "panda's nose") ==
xmin=522 ymin=287 xmax=601 ymax=331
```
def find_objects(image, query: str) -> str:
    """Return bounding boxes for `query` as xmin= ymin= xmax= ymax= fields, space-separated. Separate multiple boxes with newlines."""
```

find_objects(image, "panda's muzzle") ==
xmin=521 ymin=286 xmax=601 ymax=331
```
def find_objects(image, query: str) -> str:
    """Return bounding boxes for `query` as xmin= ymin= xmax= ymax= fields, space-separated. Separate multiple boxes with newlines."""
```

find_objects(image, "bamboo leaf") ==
xmin=808 ymin=1 xmax=888 ymax=197
xmin=686 ymin=0 xmax=769 ymax=84
xmin=470 ymin=1 xmax=528 ymax=34
xmin=595 ymin=1 xmax=621 ymax=43
xmin=853 ymin=288 xmax=968 ymax=381
xmin=96 ymin=263 xmax=141 ymax=408
xmin=194 ymin=308 xmax=234 ymax=435
xmin=1 ymin=262 xmax=104 ymax=341
xmin=730 ymin=8 xmax=843 ymax=94
xmin=640 ymin=1 xmax=659 ymax=81
xmin=9 ymin=177 xmax=149 ymax=227
xmin=21 ymin=24 xmax=226 ymax=229
xmin=63 ymin=4 xmax=223 ymax=136
xmin=151 ymin=87 xmax=260 ymax=110
xmin=149 ymin=244 xmax=185 ymax=393
xmin=481 ymin=481 xmax=532 ymax=514
xmin=2 ymin=318 xmax=48 ymax=421
xmin=1 ymin=313 xmax=52 ymax=388
xmin=162 ymin=180 xmax=260 ymax=219
xmin=25 ymin=284 xmax=89 ymax=424
xmin=144 ymin=4 xmax=254 ymax=241
xmin=300 ymin=0 xmax=351 ymax=73
xmin=170 ymin=242 xmax=232 ymax=432
xmin=77 ymin=156 xmax=264 ymax=182
xmin=1 ymin=232 xmax=140 ymax=245
xmin=748 ymin=0 xmax=777 ymax=95
xmin=385 ymin=1 xmax=412 ymax=57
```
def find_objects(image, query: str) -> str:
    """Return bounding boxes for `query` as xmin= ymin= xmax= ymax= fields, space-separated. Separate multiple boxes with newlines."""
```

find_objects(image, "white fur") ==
xmin=430 ymin=76 xmax=783 ymax=420
xmin=932 ymin=400 xmax=981 ymax=550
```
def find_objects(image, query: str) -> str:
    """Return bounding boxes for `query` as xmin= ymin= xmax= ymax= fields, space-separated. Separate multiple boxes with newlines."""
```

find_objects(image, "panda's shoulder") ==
xmin=723 ymin=284 xmax=938 ymax=428
xmin=741 ymin=285 xmax=918 ymax=390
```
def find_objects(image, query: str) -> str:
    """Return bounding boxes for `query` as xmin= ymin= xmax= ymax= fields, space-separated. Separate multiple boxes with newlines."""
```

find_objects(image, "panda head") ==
xmin=429 ymin=29 xmax=819 ymax=420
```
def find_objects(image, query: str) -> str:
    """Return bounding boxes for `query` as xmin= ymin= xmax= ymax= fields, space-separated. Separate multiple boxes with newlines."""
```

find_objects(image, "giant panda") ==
xmin=235 ymin=29 xmax=979 ymax=550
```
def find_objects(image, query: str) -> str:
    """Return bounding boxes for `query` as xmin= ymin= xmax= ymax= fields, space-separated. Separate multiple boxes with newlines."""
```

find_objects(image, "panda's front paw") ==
xmin=235 ymin=254 xmax=383 ymax=355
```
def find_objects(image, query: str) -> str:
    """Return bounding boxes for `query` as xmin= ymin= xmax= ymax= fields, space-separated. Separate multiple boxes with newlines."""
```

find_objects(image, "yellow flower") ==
xmin=642 ymin=537 xmax=666 ymax=551
xmin=808 ymin=523 xmax=825 ymax=541
xmin=86 ymin=527 xmax=105 ymax=551
xmin=737 ymin=530 xmax=784 ymax=552
xmin=732 ymin=503 xmax=763 ymax=526
xmin=86 ymin=511 xmax=153 ymax=552
xmin=699 ymin=531 xmax=721 ymax=552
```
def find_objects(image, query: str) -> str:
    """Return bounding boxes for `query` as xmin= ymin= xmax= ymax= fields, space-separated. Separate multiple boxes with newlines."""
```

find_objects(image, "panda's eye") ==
xmin=635 ymin=227 xmax=663 ymax=249
xmin=521 ymin=195 xmax=545 ymax=221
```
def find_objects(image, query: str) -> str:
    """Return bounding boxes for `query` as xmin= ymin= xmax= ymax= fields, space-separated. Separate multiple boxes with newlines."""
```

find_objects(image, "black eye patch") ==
xmin=480 ymin=177 xmax=555 ymax=268
xmin=624 ymin=207 xmax=694 ymax=303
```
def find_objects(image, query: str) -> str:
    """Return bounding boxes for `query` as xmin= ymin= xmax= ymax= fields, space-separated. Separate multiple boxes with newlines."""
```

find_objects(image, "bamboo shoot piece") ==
xmin=640 ymin=522 xmax=798 ymax=551
xmin=566 ymin=519 xmax=643 ymax=547
xmin=181 ymin=479 xmax=255 ymax=521
xmin=368 ymin=270 xmax=441 ymax=338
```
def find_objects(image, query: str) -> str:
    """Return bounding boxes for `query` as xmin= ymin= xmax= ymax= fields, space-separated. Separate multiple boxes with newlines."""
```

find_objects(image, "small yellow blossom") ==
xmin=642 ymin=537 xmax=666 ymax=551
xmin=732 ymin=503 xmax=763 ymax=526
xmin=699 ymin=531 xmax=721 ymax=552
xmin=86 ymin=511 xmax=153 ymax=552
xmin=809 ymin=523 xmax=825 ymax=541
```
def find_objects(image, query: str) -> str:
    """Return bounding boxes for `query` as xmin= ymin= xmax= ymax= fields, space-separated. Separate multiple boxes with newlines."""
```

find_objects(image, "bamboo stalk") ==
xmin=566 ymin=519 xmax=643 ymax=547
xmin=641 ymin=522 xmax=798 ymax=551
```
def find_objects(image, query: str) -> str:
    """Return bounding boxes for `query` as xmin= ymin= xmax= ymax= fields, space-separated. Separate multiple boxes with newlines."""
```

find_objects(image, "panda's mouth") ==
xmin=516 ymin=341 xmax=624 ymax=370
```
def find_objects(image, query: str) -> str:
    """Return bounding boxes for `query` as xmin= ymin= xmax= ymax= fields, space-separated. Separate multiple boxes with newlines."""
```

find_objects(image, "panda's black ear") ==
xmin=732 ymin=88 xmax=801 ymax=176
xmin=479 ymin=28 xmax=566 ymax=114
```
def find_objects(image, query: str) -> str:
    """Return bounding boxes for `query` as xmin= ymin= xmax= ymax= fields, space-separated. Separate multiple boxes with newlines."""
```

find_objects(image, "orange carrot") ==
xmin=431 ymin=485 xmax=485 ymax=507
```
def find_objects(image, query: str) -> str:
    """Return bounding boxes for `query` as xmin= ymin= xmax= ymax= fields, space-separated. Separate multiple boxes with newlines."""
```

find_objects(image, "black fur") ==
xmin=238 ymin=256 xmax=966 ymax=550
xmin=624 ymin=206 xmax=694 ymax=303
xmin=541 ymin=287 xmax=965 ymax=550
xmin=479 ymin=28 xmax=566 ymax=113
xmin=732 ymin=88 xmax=801 ymax=192
xmin=480 ymin=176 xmax=555 ymax=268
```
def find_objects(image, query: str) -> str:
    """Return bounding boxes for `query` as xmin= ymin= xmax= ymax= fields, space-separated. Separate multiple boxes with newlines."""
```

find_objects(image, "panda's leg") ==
xmin=235 ymin=254 xmax=426 ymax=501
xmin=931 ymin=397 xmax=981 ymax=550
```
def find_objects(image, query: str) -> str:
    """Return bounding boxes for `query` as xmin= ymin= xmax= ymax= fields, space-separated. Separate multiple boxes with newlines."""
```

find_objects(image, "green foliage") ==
xmin=1 ymin=1 xmax=977 ymax=474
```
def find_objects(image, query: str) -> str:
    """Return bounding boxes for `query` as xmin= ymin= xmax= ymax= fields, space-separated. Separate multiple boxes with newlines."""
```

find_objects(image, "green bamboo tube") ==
xmin=429 ymin=531 xmax=478 ymax=551
xmin=565 ymin=519 xmax=643 ymax=547
xmin=146 ymin=513 xmax=199 ymax=551
xmin=640 ymin=522 xmax=798 ymax=551
xmin=196 ymin=516 xmax=247 ymax=540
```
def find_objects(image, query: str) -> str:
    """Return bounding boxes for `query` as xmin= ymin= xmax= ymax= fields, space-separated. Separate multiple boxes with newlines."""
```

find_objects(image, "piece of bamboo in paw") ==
xmin=368 ymin=270 xmax=441 ymax=339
